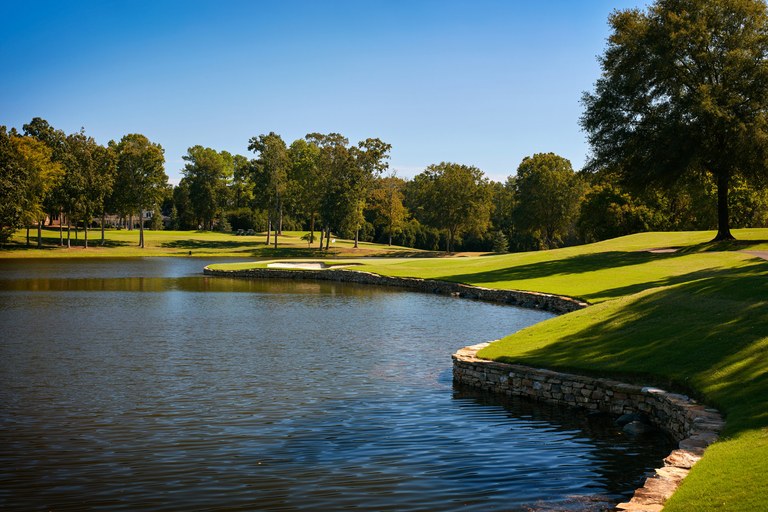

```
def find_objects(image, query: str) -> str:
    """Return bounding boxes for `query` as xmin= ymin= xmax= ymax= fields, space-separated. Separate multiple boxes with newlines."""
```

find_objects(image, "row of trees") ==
xmin=156 ymin=141 xmax=768 ymax=253
xmin=0 ymin=119 xmax=167 ymax=248
xmin=7 ymin=1 xmax=768 ymax=250
xmin=3 ymin=116 xmax=768 ymax=252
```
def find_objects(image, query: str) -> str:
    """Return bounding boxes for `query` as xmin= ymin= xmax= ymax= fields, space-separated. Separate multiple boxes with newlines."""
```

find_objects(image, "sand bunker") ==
xmin=267 ymin=262 xmax=330 ymax=270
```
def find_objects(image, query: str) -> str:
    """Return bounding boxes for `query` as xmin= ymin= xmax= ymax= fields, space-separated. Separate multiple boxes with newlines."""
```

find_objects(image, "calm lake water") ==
xmin=0 ymin=258 xmax=673 ymax=511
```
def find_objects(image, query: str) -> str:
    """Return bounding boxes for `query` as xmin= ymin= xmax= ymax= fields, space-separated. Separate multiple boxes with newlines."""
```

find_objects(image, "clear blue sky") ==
xmin=1 ymin=0 xmax=642 ymax=185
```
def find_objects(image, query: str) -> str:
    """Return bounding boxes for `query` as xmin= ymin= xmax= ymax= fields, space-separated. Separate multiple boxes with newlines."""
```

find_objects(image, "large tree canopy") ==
xmin=581 ymin=0 xmax=768 ymax=240
xmin=513 ymin=153 xmax=585 ymax=249
xmin=112 ymin=134 xmax=166 ymax=248
xmin=409 ymin=162 xmax=492 ymax=253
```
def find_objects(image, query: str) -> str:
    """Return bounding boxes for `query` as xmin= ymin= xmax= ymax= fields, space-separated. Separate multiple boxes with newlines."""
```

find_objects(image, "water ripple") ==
xmin=0 ymin=259 xmax=673 ymax=511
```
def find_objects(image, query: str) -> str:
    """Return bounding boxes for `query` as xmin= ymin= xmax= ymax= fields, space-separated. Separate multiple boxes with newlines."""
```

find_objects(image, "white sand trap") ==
xmin=267 ymin=262 xmax=330 ymax=270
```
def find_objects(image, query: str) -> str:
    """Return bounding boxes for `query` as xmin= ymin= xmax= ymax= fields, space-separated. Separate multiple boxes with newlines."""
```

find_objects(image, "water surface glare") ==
xmin=0 ymin=258 xmax=673 ymax=511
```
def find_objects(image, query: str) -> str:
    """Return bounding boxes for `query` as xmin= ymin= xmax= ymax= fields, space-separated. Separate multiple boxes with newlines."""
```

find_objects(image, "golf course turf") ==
xmin=7 ymin=227 xmax=767 ymax=509
xmin=214 ymin=229 xmax=768 ymax=511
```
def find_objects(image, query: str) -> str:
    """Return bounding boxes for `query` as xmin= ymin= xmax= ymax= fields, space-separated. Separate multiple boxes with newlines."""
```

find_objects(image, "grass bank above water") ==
xmin=213 ymin=229 xmax=768 ymax=511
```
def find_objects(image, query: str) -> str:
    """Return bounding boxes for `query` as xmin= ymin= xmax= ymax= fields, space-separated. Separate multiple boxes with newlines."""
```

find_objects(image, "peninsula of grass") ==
xmin=212 ymin=229 xmax=768 ymax=511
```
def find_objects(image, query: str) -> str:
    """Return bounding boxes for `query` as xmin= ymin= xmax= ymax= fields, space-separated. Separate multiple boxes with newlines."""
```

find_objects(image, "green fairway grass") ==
xmin=214 ymin=229 xmax=768 ymax=511
xmin=1 ymin=228 xmax=425 ymax=258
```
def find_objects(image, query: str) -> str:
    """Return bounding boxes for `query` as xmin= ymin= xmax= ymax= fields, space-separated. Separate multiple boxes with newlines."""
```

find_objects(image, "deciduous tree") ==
xmin=581 ymin=0 xmax=768 ymax=241
xmin=409 ymin=162 xmax=492 ymax=253
xmin=113 ymin=134 xmax=167 ymax=248
xmin=181 ymin=146 xmax=232 ymax=230
xmin=513 ymin=153 xmax=585 ymax=249
xmin=248 ymin=132 xmax=290 ymax=248
xmin=11 ymin=135 xmax=64 ymax=247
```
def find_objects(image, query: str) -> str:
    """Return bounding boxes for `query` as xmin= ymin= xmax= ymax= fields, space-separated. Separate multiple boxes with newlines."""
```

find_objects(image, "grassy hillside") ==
xmin=215 ymin=228 xmax=768 ymax=511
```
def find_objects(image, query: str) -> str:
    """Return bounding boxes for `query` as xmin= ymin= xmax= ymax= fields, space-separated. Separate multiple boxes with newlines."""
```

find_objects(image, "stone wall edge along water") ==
xmin=204 ymin=266 xmax=724 ymax=512
xmin=453 ymin=343 xmax=724 ymax=512
xmin=202 ymin=266 xmax=588 ymax=314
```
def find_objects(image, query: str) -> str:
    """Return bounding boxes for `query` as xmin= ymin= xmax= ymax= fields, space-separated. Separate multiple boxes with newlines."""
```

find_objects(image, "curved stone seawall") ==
xmin=205 ymin=265 xmax=723 ymax=511
xmin=453 ymin=343 xmax=724 ymax=512
xmin=203 ymin=267 xmax=589 ymax=314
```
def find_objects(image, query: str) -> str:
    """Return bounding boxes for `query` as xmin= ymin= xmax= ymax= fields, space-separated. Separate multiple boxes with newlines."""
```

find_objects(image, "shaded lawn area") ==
xmin=476 ymin=259 xmax=768 ymax=511
xmin=1 ymin=228 xmax=424 ymax=258
xmin=213 ymin=229 xmax=768 ymax=511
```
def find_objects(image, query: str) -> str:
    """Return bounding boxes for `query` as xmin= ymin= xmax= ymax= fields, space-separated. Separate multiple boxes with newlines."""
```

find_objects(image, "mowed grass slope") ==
xmin=216 ymin=229 xmax=768 ymax=510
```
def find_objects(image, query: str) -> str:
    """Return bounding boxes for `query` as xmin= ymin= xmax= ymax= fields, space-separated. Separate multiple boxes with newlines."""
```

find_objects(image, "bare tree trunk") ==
xmin=84 ymin=218 xmax=89 ymax=249
xmin=59 ymin=209 xmax=63 ymax=246
xmin=274 ymin=216 xmax=278 ymax=249
xmin=37 ymin=220 xmax=42 ymax=248
xmin=26 ymin=226 xmax=30 ymax=247
xmin=278 ymin=200 xmax=283 ymax=236
xmin=67 ymin=220 xmax=71 ymax=249
xmin=713 ymin=170 xmax=735 ymax=241
xmin=139 ymin=210 xmax=145 ymax=248
xmin=266 ymin=219 xmax=271 ymax=246
xmin=310 ymin=213 xmax=316 ymax=245
xmin=354 ymin=228 xmax=359 ymax=249
xmin=101 ymin=212 xmax=106 ymax=246
xmin=325 ymin=227 xmax=331 ymax=250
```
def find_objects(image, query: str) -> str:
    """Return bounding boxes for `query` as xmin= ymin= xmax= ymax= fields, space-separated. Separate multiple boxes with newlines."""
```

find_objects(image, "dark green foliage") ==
xmin=181 ymin=146 xmax=233 ymax=230
xmin=513 ymin=153 xmax=585 ymax=249
xmin=492 ymin=231 xmax=509 ymax=254
xmin=407 ymin=162 xmax=492 ymax=253
xmin=578 ymin=184 xmax=656 ymax=242
xmin=582 ymin=0 xmax=768 ymax=241
xmin=0 ymin=127 xmax=28 ymax=243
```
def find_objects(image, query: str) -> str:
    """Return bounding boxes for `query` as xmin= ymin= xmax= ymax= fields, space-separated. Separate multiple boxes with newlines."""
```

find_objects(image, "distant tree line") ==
xmin=7 ymin=1 xmax=768 ymax=250
xmin=2 ymin=117 xmax=768 ymax=252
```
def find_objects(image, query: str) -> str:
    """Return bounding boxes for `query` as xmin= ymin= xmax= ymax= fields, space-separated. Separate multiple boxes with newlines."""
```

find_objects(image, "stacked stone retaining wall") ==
xmin=453 ymin=343 xmax=724 ymax=512
xmin=203 ymin=267 xmax=588 ymax=314
xmin=205 ymin=265 xmax=724 ymax=511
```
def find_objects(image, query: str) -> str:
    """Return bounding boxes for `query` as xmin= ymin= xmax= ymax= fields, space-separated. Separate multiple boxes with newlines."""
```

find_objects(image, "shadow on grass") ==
xmin=162 ymin=239 xmax=265 ymax=250
xmin=2 ymin=234 xmax=130 ymax=250
xmin=437 ymin=250 xmax=681 ymax=297
xmin=678 ymin=239 xmax=768 ymax=253
xmin=491 ymin=261 xmax=768 ymax=435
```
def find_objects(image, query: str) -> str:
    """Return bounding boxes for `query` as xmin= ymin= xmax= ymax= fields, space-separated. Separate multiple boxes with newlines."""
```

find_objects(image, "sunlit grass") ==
xmin=1 ymin=227 xmax=423 ymax=258
xmin=8 ymin=226 xmax=768 ymax=509
xmin=215 ymin=228 xmax=768 ymax=510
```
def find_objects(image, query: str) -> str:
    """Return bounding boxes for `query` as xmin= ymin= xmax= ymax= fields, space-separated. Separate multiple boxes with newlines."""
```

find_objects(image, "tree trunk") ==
xmin=354 ymin=228 xmax=359 ymax=248
xmin=278 ymin=200 xmax=283 ymax=236
xmin=139 ymin=210 xmax=145 ymax=248
xmin=101 ymin=212 xmax=106 ymax=246
xmin=713 ymin=171 xmax=735 ymax=241
xmin=37 ymin=220 xmax=42 ymax=248
xmin=447 ymin=229 xmax=454 ymax=254
xmin=325 ymin=227 xmax=331 ymax=250
xmin=59 ymin=209 xmax=63 ymax=246
xmin=84 ymin=218 xmax=89 ymax=249
xmin=273 ymin=217 xmax=278 ymax=249
xmin=67 ymin=221 xmax=71 ymax=249
xmin=310 ymin=214 xmax=316 ymax=245
xmin=26 ymin=226 xmax=30 ymax=247
xmin=266 ymin=219 xmax=271 ymax=246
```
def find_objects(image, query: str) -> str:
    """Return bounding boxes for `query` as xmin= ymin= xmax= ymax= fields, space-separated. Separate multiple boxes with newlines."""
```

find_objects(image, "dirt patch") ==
xmin=743 ymin=250 xmax=768 ymax=261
